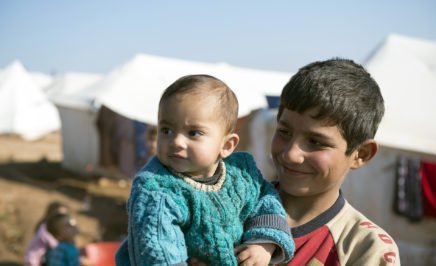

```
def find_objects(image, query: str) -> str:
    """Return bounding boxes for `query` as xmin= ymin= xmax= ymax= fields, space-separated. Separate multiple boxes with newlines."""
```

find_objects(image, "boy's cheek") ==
xmin=270 ymin=134 xmax=283 ymax=154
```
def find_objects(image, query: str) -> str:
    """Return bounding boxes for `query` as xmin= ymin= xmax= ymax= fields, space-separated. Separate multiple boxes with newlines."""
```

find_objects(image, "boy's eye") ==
xmin=308 ymin=138 xmax=327 ymax=148
xmin=277 ymin=128 xmax=292 ymax=137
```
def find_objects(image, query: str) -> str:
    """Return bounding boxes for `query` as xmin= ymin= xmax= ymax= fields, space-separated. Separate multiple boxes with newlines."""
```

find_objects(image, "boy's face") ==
xmin=271 ymin=108 xmax=359 ymax=199
xmin=157 ymin=94 xmax=229 ymax=178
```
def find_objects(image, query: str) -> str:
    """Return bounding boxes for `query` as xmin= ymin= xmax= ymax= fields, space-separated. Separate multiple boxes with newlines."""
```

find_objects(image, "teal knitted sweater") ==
xmin=115 ymin=152 xmax=294 ymax=266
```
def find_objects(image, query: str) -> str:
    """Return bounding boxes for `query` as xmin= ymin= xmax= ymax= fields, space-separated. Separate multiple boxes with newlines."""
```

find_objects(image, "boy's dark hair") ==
xmin=159 ymin=74 xmax=239 ymax=133
xmin=46 ymin=213 xmax=70 ymax=238
xmin=278 ymin=58 xmax=384 ymax=155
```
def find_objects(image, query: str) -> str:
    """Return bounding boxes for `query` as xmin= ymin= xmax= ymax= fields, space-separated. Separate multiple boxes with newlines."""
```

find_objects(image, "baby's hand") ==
xmin=234 ymin=243 xmax=276 ymax=266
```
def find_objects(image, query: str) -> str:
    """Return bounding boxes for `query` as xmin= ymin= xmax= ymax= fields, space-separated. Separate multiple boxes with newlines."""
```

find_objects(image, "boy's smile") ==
xmin=271 ymin=108 xmax=359 ymax=199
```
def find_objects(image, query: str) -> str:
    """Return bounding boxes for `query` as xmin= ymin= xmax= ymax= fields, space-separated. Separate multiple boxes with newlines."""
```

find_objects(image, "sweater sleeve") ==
xmin=238 ymin=153 xmax=295 ymax=263
xmin=126 ymin=178 xmax=188 ymax=266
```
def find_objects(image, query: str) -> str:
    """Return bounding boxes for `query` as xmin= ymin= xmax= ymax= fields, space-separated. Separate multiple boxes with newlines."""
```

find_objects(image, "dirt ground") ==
xmin=0 ymin=132 xmax=130 ymax=266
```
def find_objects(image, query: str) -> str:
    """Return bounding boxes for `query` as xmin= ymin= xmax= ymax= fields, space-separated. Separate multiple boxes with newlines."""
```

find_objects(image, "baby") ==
xmin=116 ymin=74 xmax=294 ymax=265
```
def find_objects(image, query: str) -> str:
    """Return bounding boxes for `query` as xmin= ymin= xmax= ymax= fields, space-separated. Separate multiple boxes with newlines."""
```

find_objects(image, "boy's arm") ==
xmin=124 ymin=179 xmax=188 ymax=266
xmin=238 ymin=153 xmax=295 ymax=263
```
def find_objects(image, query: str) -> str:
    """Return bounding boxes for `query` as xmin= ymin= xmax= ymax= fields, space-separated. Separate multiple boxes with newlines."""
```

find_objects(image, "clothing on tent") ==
xmin=114 ymin=112 xmax=136 ymax=177
xmin=96 ymin=105 xmax=137 ymax=178
xmin=134 ymin=121 xmax=147 ymax=169
xmin=394 ymin=156 xmax=423 ymax=221
xmin=96 ymin=105 xmax=117 ymax=167
xmin=394 ymin=157 xmax=436 ymax=220
xmin=421 ymin=160 xmax=436 ymax=218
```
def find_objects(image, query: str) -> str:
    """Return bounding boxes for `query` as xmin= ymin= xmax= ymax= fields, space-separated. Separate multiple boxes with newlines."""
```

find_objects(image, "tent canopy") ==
xmin=84 ymin=54 xmax=291 ymax=124
xmin=364 ymin=34 xmax=436 ymax=156
xmin=0 ymin=61 xmax=60 ymax=140
xmin=45 ymin=72 xmax=102 ymax=109
xmin=30 ymin=71 xmax=53 ymax=90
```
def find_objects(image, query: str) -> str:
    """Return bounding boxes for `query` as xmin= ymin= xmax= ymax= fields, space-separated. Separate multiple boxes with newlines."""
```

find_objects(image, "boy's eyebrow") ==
xmin=277 ymin=119 xmax=333 ymax=141
xmin=307 ymin=131 xmax=332 ymax=141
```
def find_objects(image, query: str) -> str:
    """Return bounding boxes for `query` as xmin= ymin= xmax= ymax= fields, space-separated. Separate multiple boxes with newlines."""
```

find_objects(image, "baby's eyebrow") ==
xmin=187 ymin=124 xmax=209 ymax=131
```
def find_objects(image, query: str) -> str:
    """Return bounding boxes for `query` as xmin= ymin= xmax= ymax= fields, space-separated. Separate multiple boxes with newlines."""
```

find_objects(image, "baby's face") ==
xmin=157 ymin=94 xmax=228 ymax=178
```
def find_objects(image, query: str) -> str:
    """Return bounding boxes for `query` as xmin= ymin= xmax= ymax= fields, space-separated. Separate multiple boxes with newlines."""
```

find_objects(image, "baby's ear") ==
xmin=351 ymin=139 xmax=378 ymax=169
xmin=220 ymin=133 xmax=239 ymax=158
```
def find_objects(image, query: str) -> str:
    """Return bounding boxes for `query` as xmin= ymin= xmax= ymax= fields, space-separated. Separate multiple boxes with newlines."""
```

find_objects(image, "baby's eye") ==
xmin=188 ymin=130 xmax=202 ymax=137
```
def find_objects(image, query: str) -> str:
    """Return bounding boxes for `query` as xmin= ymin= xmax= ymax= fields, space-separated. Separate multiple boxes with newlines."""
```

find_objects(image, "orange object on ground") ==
xmin=81 ymin=241 xmax=121 ymax=266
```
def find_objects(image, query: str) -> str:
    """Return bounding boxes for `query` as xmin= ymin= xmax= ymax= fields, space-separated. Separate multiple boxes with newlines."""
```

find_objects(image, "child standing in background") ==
xmin=24 ymin=201 xmax=69 ymax=266
xmin=44 ymin=213 xmax=80 ymax=266
xmin=116 ymin=74 xmax=294 ymax=265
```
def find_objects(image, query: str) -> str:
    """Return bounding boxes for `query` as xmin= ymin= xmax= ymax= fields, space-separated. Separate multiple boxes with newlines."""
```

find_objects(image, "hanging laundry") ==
xmin=421 ymin=161 xmax=436 ymax=218
xmin=394 ymin=156 xmax=423 ymax=221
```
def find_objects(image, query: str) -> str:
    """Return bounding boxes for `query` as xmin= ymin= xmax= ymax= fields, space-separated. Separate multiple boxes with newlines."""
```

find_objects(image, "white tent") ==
xmin=342 ymin=33 xmax=436 ymax=265
xmin=365 ymin=34 xmax=436 ymax=155
xmin=93 ymin=54 xmax=290 ymax=125
xmin=43 ymin=72 xmax=103 ymax=174
xmin=29 ymin=71 xmax=53 ymax=90
xmin=57 ymin=53 xmax=291 ymax=174
xmin=0 ymin=61 xmax=60 ymax=140
xmin=44 ymin=72 xmax=103 ymax=107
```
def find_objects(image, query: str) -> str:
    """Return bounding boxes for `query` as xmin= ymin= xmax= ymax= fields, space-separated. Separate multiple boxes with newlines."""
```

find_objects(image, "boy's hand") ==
xmin=234 ymin=243 xmax=276 ymax=266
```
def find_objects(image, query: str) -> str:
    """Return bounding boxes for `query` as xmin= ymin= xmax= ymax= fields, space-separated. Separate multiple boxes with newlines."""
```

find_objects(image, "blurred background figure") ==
xmin=134 ymin=121 xmax=148 ymax=170
xmin=133 ymin=124 xmax=157 ymax=170
xmin=144 ymin=125 xmax=157 ymax=165
xmin=24 ymin=202 xmax=70 ymax=266
xmin=43 ymin=213 xmax=81 ymax=266
xmin=96 ymin=105 xmax=117 ymax=169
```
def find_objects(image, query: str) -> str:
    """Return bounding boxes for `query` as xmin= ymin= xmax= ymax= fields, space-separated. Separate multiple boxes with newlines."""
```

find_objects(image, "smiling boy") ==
xmin=272 ymin=58 xmax=400 ymax=265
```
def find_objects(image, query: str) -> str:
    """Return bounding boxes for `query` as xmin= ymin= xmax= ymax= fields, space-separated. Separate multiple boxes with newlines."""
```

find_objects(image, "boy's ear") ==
xmin=220 ymin=133 xmax=239 ymax=158
xmin=351 ymin=139 xmax=378 ymax=169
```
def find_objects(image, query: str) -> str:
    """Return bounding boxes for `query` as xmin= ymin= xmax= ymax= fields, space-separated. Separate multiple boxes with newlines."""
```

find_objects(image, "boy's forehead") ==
xmin=278 ymin=108 xmax=341 ymax=135
xmin=280 ymin=108 xmax=337 ymax=126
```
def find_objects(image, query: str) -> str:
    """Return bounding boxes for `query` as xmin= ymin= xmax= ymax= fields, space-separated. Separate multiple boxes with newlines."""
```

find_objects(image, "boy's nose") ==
xmin=282 ymin=141 xmax=304 ymax=164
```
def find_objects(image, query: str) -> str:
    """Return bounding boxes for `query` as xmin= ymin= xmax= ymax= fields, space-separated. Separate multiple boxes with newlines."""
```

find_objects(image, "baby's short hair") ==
xmin=159 ymin=74 xmax=239 ymax=133
xmin=278 ymin=58 xmax=385 ymax=154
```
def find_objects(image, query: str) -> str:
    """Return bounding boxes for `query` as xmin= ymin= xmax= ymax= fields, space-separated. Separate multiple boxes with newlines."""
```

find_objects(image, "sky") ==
xmin=0 ymin=0 xmax=435 ymax=75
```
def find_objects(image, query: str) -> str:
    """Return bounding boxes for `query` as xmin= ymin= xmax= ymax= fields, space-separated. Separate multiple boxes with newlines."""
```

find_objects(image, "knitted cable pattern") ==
xmin=116 ymin=152 xmax=294 ymax=266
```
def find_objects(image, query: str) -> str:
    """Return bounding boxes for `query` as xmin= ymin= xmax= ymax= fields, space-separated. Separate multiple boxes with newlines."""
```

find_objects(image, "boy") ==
xmin=44 ymin=213 xmax=80 ymax=266
xmin=272 ymin=58 xmax=400 ymax=265
xmin=115 ymin=74 xmax=294 ymax=265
